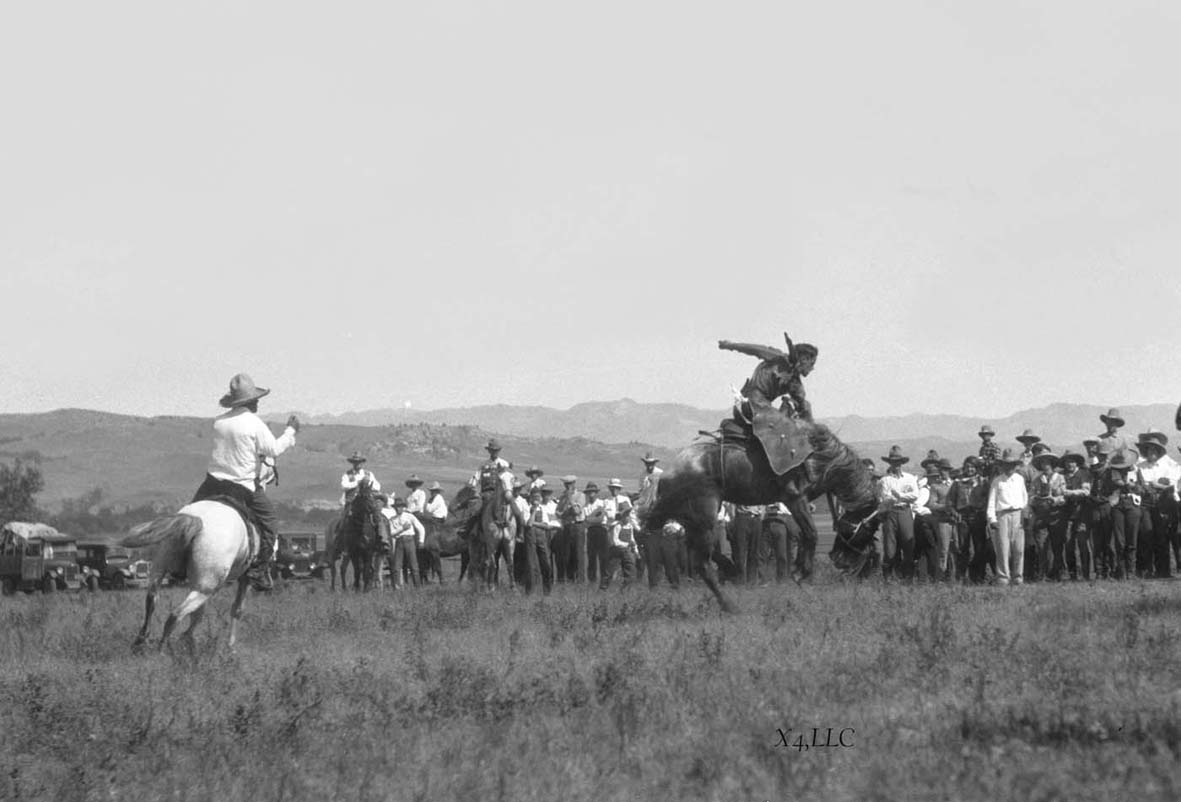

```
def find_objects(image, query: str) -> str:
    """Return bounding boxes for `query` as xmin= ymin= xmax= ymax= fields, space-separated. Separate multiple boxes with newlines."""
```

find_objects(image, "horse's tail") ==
xmin=122 ymin=513 xmax=203 ymax=549
xmin=647 ymin=470 xmax=720 ymax=536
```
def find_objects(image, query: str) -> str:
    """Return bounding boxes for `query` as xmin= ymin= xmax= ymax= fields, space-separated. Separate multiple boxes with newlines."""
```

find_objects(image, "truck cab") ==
xmin=0 ymin=522 xmax=82 ymax=593
xmin=76 ymin=541 xmax=151 ymax=590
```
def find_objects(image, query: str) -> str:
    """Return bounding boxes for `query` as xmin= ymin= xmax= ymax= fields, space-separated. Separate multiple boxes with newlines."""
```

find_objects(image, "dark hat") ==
xmin=1138 ymin=429 xmax=1168 ymax=452
xmin=219 ymin=373 xmax=270 ymax=408
xmin=1107 ymin=450 xmax=1137 ymax=471
xmin=963 ymin=455 xmax=982 ymax=469
xmin=1100 ymin=408 xmax=1125 ymax=427
xmin=860 ymin=458 xmax=883 ymax=479
xmin=1031 ymin=451 xmax=1060 ymax=471
xmin=528 ymin=487 xmax=542 ymax=498
xmin=949 ymin=468 xmax=963 ymax=480
xmin=882 ymin=445 xmax=909 ymax=464
xmin=561 ymin=474 xmax=577 ymax=484
xmin=427 ymin=481 xmax=443 ymax=492
xmin=392 ymin=496 xmax=407 ymax=508
xmin=540 ymin=486 xmax=555 ymax=495
xmin=793 ymin=342 xmax=819 ymax=359
xmin=937 ymin=458 xmax=953 ymax=472
xmin=1155 ymin=477 xmax=1175 ymax=490
xmin=1030 ymin=442 xmax=1051 ymax=456
xmin=978 ymin=425 xmax=996 ymax=438
xmin=1082 ymin=438 xmax=1100 ymax=449
xmin=485 ymin=438 xmax=502 ymax=451
xmin=375 ymin=492 xmax=389 ymax=504
xmin=1060 ymin=450 xmax=1086 ymax=468
xmin=641 ymin=452 xmax=661 ymax=464
xmin=346 ymin=451 xmax=367 ymax=464
xmin=1016 ymin=429 xmax=1041 ymax=446
xmin=924 ymin=463 xmax=942 ymax=478
xmin=920 ymin=450 xmax=942 ymax=469
xmin=405 ymin=474 xmax=423 ymax=487
xmin=585 ymin=482 xmax=600 ymax=493
xmin=525 ymin=465 xmax=544 ymax=477
xmin=997 ymin=447 xmax=1023 ymax=466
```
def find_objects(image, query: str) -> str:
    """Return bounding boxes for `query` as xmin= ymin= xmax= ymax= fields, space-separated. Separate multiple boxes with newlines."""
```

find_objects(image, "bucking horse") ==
xmin=646 ymin=409 xmax=879 ymax=612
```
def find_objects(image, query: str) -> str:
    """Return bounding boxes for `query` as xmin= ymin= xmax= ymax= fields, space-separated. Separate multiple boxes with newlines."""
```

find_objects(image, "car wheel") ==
xmin=42 ymin=576 xmax=57 ymax=594
xmin=86 ymin=575 xmax=100 ymax=592
xmin=111 ymin=574 xmax=126 ymax=590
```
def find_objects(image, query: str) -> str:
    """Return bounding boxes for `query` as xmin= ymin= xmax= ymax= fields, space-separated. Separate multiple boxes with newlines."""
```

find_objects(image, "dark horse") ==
xmin=449 ymin=484 xmax=519 ymax=588
xmin=646 ymin=419 xmax=879 ymax=612
xmin=329 ymin=481 xmax=388 ymax=591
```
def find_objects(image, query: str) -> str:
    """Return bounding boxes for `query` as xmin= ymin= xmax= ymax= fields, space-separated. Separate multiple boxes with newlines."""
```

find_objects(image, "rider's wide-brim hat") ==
xmin=219 ymin=373 xmax=270 ymax=408
xmin=485 ymin=438 xmax=502 ymax=451
xmin=561 ymin=474 xmax=577 ymax=484
xmin=882 ymin=445 xmax=909 ymax=464
xmin=1016 ymin=429 xmax=1041 ymax=445
xmin=525 ymin=465 xmax=544 ymax=477
xmin=346 ymin=451 xmax=367 ymax=464
xmin=641 ymin=452 xmax=660 ymax=464
xmin=920 ymin=451 xmax=942 ymax=469
xmin=405 ymin=474 xmax=424 ymax=486
xmin=585 ymin=482 xmax=599 ymax=492
xmin=427 ymin=481 xmax=443 ymax=491
xmin=1100 ymin=408 xmax=1125 ymax=427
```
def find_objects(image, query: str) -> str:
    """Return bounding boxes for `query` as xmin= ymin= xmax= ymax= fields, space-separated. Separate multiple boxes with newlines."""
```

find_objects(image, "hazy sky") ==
xmin=3 ymin=2 xmax=1180 ymax=420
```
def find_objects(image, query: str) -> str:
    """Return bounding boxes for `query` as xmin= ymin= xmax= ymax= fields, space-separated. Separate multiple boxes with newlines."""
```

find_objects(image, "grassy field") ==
xmin=3 ymin=568 xmax=1181 ymax=802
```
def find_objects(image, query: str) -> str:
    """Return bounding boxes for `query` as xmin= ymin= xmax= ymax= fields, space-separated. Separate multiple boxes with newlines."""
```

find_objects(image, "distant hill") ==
xmin=2 ymin=400 xmax=1177 ymax=515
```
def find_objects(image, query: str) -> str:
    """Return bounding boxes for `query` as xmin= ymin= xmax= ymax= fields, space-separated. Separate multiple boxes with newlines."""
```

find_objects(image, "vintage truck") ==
xmin=0 ymin=522 xmax=83 ymax=593
xmin=76 ymin=541 xmax=152 ymax=590
xmin=275 ymin=531 xmax=330 ymax=580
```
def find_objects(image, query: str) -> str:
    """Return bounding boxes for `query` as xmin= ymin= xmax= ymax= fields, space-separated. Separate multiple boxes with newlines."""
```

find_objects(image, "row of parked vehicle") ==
xmin=0 ymin=522 xmax=330 ymax=594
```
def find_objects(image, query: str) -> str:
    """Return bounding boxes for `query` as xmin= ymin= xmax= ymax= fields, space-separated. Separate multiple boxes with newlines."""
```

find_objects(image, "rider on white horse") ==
xmin=191 ymin=373 xmax=299 ymax=591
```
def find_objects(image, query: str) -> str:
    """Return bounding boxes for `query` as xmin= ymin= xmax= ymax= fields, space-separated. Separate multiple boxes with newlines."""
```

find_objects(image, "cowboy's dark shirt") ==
xmin=978 ymin=440 xmax=1001 ymax=465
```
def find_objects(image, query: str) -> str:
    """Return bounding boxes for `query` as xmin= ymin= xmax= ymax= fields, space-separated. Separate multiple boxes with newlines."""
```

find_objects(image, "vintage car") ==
xmin=0 ymin=522 xmax=83 ymax=593
xmin=76 ymin=541 xmax=151 ymax=590
xmin=274 ymin=531 xmax=329 ymax=580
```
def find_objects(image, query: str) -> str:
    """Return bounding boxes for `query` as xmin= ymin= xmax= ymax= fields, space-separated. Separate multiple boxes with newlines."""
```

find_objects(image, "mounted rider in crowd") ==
xmin=191 ymin=373 xmax=299 ymax=591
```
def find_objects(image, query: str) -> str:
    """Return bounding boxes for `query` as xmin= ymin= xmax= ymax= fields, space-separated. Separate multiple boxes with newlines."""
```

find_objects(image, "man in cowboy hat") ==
xmin=340 ymin=452 xmax=382 ymax=507
xmin=522 ymin=465 xmax=546 ymax=493
xmin=1099 ymin=449 xmax=1143 ymax=579
xmin=403 ymin=475 xmax=427 ymax=517
xmin=385 ymin=496 xmax=425 ymax=589
xmin=977 ymin=425 xmax=1001 ymax=478
xmin=523 ymin=486 xmax=558 ymax=595
xmin=467 ymin=438 xmax=514 ymax=532
xmin=987 ymin=448 xmax=1028 ymax=586
xmin=1028 ymin=449 xmax=1066 ymax=581
xmin=1059 ymin=450 xmax=1094 ymax=580
xmin=636 ymin=452 xmax=663 ymax=525
xmin=1082 ymin=438 xmax=1101 ymax=468
xmin=718 ymin=332 xmax=818 ymax=422
xmin=583 ymin=481 xmax=607 ymax=582
xmin=1087 ymin=441 xmax=1116 ymax=579
xmin=1098 ymin=408 xmax=1133 ymax=455
xmin=949 ymin=456 xmax=992 ymax=582
xmin=1134 ymin=430 xmax=1178 ymax=578
xmin=600 ymin=488 xmax=639 ymax=590
xmin=418 ymin=481 xmax=449 ymax=583
xmin=192 ymin=373 xmax=300 ymax=591
xmin=877 ymin=446 xmax=919 ymax=581
xmin=554 ymin=475 xmax=586 ymax=583
xmin=424 ymin=481 xmax=448 ymax=530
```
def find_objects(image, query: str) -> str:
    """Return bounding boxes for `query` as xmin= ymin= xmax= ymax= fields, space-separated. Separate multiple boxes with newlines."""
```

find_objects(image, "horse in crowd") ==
xmin=329 ymin=480 xmax=388 ymax=591
xmin=122 ymin=499 xmax=260 ymax=650
xmin=449 ymin=484 xmax=520 ymax=589
xmin=646 ymin=418 xmax=878 ymax=612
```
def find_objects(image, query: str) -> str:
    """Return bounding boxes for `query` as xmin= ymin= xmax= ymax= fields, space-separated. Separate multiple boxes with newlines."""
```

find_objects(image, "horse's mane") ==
xmin=806 ymin=423 xmax=875 ymax=509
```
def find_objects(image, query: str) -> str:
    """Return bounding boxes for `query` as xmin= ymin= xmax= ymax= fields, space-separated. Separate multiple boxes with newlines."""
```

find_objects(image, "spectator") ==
xmin=522 ymin=487 xmax=558 ymax=594
xmin=1059 ymin=451 xmax=1093 ymax=580
xmin=1099 ymin=449 xmax=1141 ymax=579
xmin=950 ymin=456 xmax=992 ymax=582
xmin=649 ymin=519 xmax=684 ymax=588
xmin=978 ymin=425 xmax=1001 ymax=478
xmin=601 ymin=483 xmax=638 ymax=590
xmin=731 ymin=503 xmax=765 ymax=585
xmin=1134 ymin=430 xmax=1178 ymax=578
xmin=923 ymin=461 xmax=955 ymax=581
xmin=554 ymin=475 xmax=586 ymax=583
xmin=1097 ymin=408 xmax=1133 ymax=455
xmin=584 ymin=482 xmax=608 ymax=582
xmin=524 ymin=465 xmax=546 ymax=493
xmin=1029 ymin=449 xmax=1066 ymax=581
xmin=404 ymin=475 xmax=427 ymax=518
xmin=386 ymin=496 xmax=424 ymax=589
xmin=987 ymin=448 xmax=1028 ymax=586
xmin=762 ymin=502 xmax=802 ymax=583
xmin=878 ymin=446 xmax=919 ymax=582
xmin=1089 ymin=443 xmax=1116 ymax=579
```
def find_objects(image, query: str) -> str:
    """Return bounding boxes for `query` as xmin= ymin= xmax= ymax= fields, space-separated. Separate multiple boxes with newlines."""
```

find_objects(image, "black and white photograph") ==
xmin=2 ymin=2 xmax=1180 ymax=800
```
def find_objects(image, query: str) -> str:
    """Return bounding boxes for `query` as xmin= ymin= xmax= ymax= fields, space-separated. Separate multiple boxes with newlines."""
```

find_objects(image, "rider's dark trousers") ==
xmin=587 ymin=524 xmax=608 ymax=583
xmin=523 ymin=525 xmax=553 ymax=595
xmin=193 ymin=474 xmax=277 ymax=564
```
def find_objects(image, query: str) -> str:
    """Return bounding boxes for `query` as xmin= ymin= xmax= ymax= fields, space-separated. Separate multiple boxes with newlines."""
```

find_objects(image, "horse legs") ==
xmin=180 ymin=604 xmax=206 ymax=654
xmin=133 ymin=579 xmax=162 ymax=648
xmin=500 ymin=537 xmax=516 ymax=590
xmin=227 ymin=575 xmax=250 ymax=650
xmin=160 ymin=590 xmax=211 ymax=650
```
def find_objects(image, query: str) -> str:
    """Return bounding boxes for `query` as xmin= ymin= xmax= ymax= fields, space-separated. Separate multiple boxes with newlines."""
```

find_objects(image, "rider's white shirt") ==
xmin=405 ymin=487 xmax=427 ymax=514
xmin=425 ymin=494 xmax=448 ymax=520
xmin=207 ymin=407 xmax=295 ymax=490
xmin=340 ymin=469 xmax=381 ymax=505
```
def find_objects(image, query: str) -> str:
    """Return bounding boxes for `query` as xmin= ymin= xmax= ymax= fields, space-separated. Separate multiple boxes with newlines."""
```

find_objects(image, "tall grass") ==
xmin=2 ymin=574 xmax=1180 ymax=801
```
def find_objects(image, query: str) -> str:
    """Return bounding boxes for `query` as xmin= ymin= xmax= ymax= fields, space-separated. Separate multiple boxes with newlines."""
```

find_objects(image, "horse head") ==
xmin=828 ymin=502 xmax=881 ymax=577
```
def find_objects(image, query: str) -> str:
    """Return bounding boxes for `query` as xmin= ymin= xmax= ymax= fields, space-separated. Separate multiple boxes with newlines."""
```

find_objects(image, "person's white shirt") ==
xmin=340 ymin=468 xmax=381 ymax=505
xmin=425 ymin=493 xmax=448 ymax=521
xmin=388 ymin=510 xmax=426 ymax=546
xmin=405 ymin=487 xmax=427 ymax=515
xmin=987 ymin=471 xmax=1029 ymax=525
xmin=208 ymin=407 xmax=296 ymax=490
xmin=1138 ymin=454 xmax=1181 ymax=491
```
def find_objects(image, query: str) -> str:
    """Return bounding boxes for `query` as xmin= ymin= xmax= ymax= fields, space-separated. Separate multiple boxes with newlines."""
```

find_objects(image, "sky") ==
xmin=3 ymin=1 xmax=1180 ymax=420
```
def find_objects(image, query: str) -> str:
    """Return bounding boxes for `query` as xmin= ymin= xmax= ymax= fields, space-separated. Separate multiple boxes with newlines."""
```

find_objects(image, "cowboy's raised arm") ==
xmin=718 ymin=340 xmax=789 ymax=361
xmin=254 ymin=417 xmax=296 ymax=459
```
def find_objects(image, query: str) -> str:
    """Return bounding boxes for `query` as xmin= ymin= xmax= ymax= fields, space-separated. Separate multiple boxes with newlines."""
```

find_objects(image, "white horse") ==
xmin=123 ymin=500 xmax=259 ymax=651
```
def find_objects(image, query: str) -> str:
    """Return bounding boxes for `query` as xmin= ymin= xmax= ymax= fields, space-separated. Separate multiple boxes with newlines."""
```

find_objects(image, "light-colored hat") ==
xmin=607 ymin=478 xmax=623 ymax=489
xmin=346 ymin=451 xmax=367 ymax=464
xmin=561 ymin=475 xmax=577 ymax=484
xmin=1108 ymin=451 xmax=1136 ymax=471
xmin=541 ymin=486 xmax=555 ymax=495
xmin=427 ymin=481 xmax=443 ymax=492
xmin=1016 ymin=429 xmax=1041 ymax=446
xmin=978 ymin=425 xmax=996 ymax=438
xmin=641 ymin=452 xmax=660 ymax=464
xmin=1100 ymin=408 xmax=1125 ymax=428
xmin=219 ymin=373 xmax=270 ymax=408
xmin=881 ymin=446 xmax=909 ymax=464
xmin=997 ymin=447 xmax=1023 ymax=466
